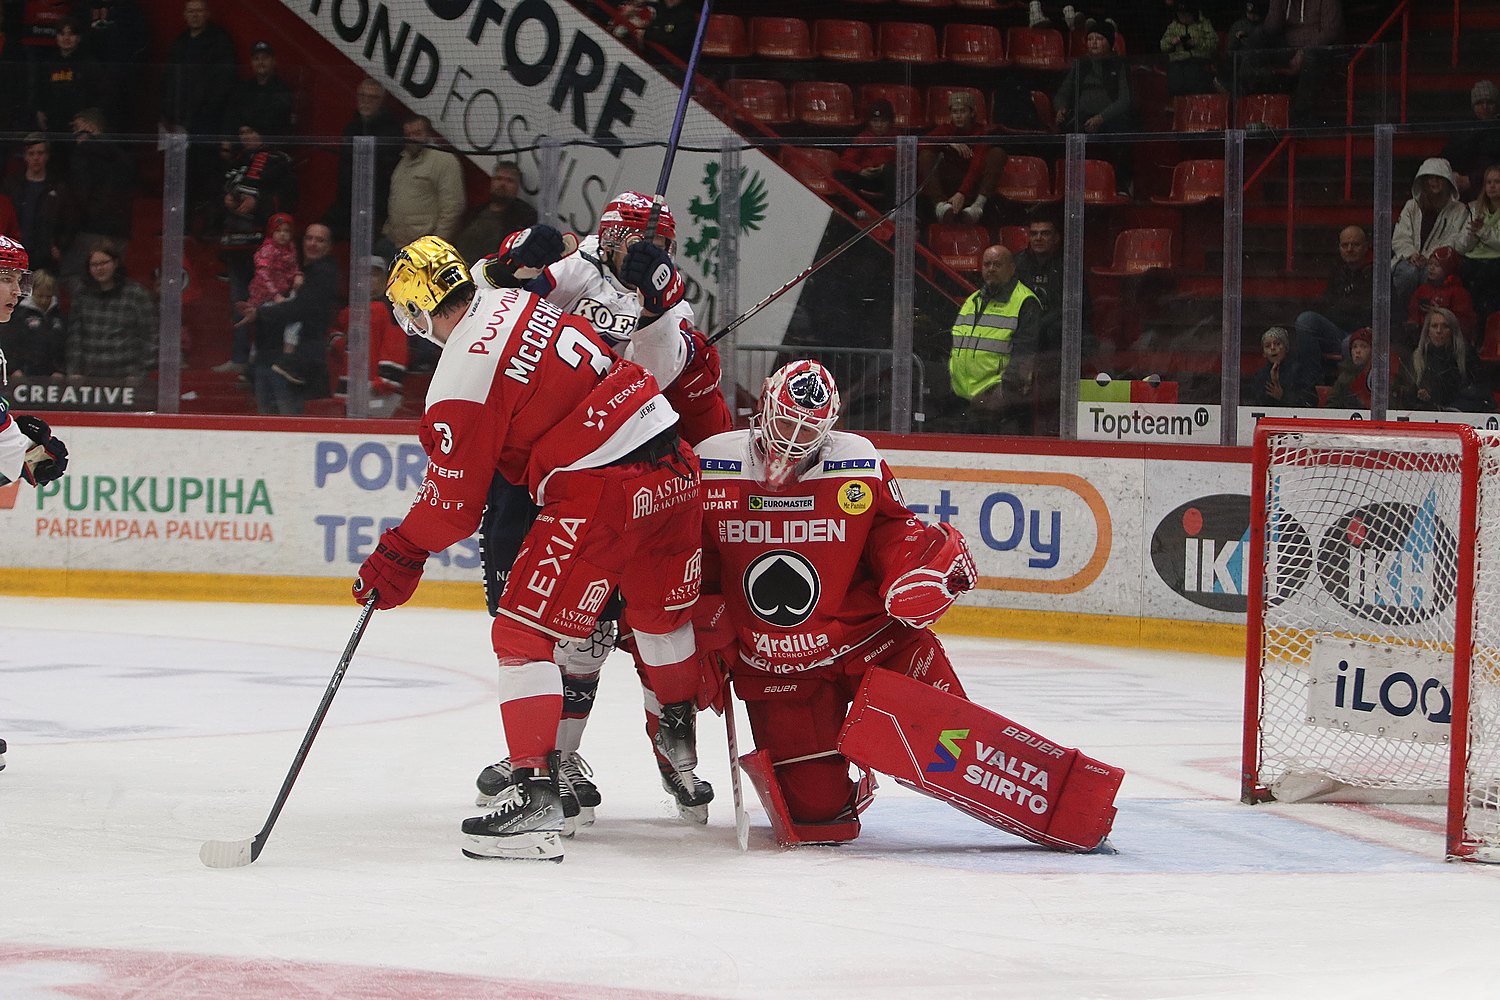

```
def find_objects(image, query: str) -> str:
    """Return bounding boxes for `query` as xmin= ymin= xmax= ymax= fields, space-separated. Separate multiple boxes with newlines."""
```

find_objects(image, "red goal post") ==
xmin=1242 ymin=418 xmax=1500 ymax=862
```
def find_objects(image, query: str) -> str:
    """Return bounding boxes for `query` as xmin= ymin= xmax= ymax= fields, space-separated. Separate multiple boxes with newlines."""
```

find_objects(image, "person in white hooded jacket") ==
xmin=1392 ymin=157 xmax=1472 ymax=313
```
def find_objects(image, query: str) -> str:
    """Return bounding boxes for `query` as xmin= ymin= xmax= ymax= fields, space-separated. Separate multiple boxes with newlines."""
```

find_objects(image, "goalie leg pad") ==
xmin=740 ymin=749 xmax=860 ymax=847
xmin=838 ymin=669 xmax=1124 ymax=852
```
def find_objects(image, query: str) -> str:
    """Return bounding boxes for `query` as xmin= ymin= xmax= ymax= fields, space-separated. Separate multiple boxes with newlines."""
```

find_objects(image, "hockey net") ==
xmin=1242 ymin=419 xmax=1500 ymax=861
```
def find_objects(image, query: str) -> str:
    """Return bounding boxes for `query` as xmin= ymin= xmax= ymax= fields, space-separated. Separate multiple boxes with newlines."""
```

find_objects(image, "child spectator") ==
xmin=833 ymin=99 xmax=897 ymax=216
xmin=0 ymin=269 xmax=66 ymax=378
xmin=1399 ymin=306 xmax=1490 ymax=411
xmin=1323 ymin=327 xmax=1399 ymax=410
xmin=1406 ymin=246 xmax=1477 ymax=345
xmin=247 ymin=212 xmax=300 ymax=309
xmin=1246 ymin=326 xmax=1317 ymax=407
xmin=328 ymin=254 xmax=409 ymax=409
xmin=1160 ymin=3 xmax=1218 ymax=96
xmin=1456 ymin=163 xmax=1500 ymax=328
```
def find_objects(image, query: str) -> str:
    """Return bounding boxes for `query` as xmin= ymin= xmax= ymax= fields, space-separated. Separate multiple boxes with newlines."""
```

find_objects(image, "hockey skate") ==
xmin=654 ymin=700 xmax=699 ymax=775
xmin=0 ymin=737 xmax=7 ymax=772
xmin=477 ymin=751 xmax=600 ymax=837
xmin=461 ymin=765 xmax=565 ymax=861
xmin=660 ymin=764 xmax=714 ymax=825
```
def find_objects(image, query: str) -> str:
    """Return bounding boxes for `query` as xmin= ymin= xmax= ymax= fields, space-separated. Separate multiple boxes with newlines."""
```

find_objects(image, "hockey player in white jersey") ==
xmin=470 ymin=193 xmax=730 ymax=829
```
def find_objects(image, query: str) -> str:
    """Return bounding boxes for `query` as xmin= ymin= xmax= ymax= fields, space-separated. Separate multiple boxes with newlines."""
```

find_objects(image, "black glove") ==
xmin=15 ymin=414 xmax=68 ymax=486
xmin=500 ymin=224 xmax=567 ymax=270
xmin=621 ymin=239 xmax=686 ymax=315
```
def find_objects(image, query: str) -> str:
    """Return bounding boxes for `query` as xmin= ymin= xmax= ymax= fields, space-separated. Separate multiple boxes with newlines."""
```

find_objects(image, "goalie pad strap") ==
xmin=740 ymin=749 xmax=860 ymax=847
xmin=838 ymin=669 xmax=1123 ymax=852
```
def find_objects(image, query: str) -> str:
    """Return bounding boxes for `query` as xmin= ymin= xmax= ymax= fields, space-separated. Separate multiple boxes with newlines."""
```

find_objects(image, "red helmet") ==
xmin=753 ymin=360 xmax=842 ymax=489
xmin=598 ymin=191 xmax=676 ymax=255
xmin=0 ymin=235 xmax=32 ymax=296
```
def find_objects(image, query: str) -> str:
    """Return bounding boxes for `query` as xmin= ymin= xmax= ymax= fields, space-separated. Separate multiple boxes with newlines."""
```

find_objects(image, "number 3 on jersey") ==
xmin=432 ymin=421 xmax=454 ymax=454
xmin=557 ymin=325 xmax=612 ymax=377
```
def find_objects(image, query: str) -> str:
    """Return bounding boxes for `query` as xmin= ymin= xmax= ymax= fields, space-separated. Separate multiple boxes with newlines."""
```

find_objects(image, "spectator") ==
xmin=1456 ymin=163 xmax=1500 ymax=327
xmin=1324 ymin=327 xmax=1394 ymax=410
xmin=1392 ymin=157 xmax=1471 ymax=318
xmin=324 ymin=76 xmax=403 ymax=239
xmin=919 ymin=91 xmax=1007 ymax=225
xmin=247 ymin=211 xmax=300 ymax=309
xmin=237 ymin=222 xmax=337 ymax=415
xmin=1398 ymin=306 xmax=1490 ymax=411
xmin=1228 ymin=0 xmax=1265 ymax=52
xmin=212 ymin=117 xmax=295 ymax=374
xmin=1293 ymin=224 xmax=1372 ymax=371
xmin=223 ymin=40 xmax=295 ymax=140
xmin=832 ymin=99 xmax=897 ymax=217
xmin=1014 ymin=214 xmax=1092 ymax=436
xmin=1245 ymin=325 xmax=1316 ymax=407
xmin=1441 ymin=81 xmax=1500 ymax=197
xmin=0 ymin=268 xmax=66 ymax=379
xmin=382 ymin=114 xmax=464 ymax=249
xmin=64 ymin=237 xmax=157 ymax=380
xmin=643 ymin=0 xmax=701 ymax=65
xmin=60 ymin=107 xmax=133 ymax=279
xmin=3 ymin=134 xmax=71 ymax=274
xmin=159 ymin=0 xmax=237 ymax=204
xmin=1250 ymin=0 xmax=1343 ymax=125
xmin=30 ymin=17 xmax=98 ymax=138
xmin=453 ymin=161 xmax=538 ymax=266
xmin=1406 ymin=246 xmax=1476 ymax=346
xmin=1160 ymin=3 xmax=1218 ymax=96
xmin=1055 ymin=20 xmax=1135 ymax=194
xmin=77 ymin=0 xmax=149 ymax=133
xmin=948 ymin=244 xmax=1040 ymax=433
xmin=328 ymin=253 xmax=409 ymax=409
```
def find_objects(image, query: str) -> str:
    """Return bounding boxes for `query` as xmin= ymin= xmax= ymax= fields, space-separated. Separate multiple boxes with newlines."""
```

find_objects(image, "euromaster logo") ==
xmin=925 ymin=728 xmax=969 ymax=773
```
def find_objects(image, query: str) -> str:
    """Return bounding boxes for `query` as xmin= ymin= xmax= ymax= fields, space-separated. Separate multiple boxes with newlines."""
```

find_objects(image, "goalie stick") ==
xmin=723 ymin=673 xmax=749 ymax=851
xmin=200 ymin=596 xmax=379 ymax=869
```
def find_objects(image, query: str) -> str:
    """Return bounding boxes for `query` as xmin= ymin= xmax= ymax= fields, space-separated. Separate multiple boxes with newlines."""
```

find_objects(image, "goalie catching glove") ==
xmin=352 ymin=527 xmax=428 ymax=610
xmin=883 ymin=521 xmax=977 ymax=629
xmin=620 ymin=239 xmax=685 ymax=315
xmin=14 ymin=413 xmax=68 ymax=486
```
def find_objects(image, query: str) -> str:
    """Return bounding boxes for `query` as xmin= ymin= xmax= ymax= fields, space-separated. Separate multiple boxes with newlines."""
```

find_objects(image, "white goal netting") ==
xmin=1246 ymin=423 xmax=1500 ymax=859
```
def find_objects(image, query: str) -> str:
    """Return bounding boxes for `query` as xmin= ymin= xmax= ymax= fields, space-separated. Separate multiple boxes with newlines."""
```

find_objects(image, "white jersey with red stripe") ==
xmin=0 ymin=397 xmax=27 ymax=485
xmin=696 ymin=428 xmax=928 ymax=676
xmin=399 ymin=286 xmax=678 ymax=555
xmin=531 ymin=234 xmax=693 ymax=390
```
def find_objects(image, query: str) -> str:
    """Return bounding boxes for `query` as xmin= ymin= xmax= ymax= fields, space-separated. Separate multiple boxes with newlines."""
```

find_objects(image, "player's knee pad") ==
xmin=838 ymin=669 xmax=1125 ymax=852
xmin=778 ymin=752 xmax=858 ymax=825
xmin=555 ymin=617 xmax=615 ymax=676
xmin=740 ymin=749 xmax=861 ymax=846
xmin=491 ymin=616 xmax=558 ymax=666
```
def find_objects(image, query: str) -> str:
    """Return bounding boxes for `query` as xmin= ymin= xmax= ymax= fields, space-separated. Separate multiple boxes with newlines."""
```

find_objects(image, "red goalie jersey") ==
xmin=398 ymin=286 xmax=677 ymax=555
xmin=696 ymin=428 xmax=941 ymax=675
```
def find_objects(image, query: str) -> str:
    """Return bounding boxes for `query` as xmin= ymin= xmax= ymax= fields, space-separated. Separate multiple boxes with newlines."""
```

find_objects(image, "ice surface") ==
xmin=2 ymin=597 xmax=1498 ymax=999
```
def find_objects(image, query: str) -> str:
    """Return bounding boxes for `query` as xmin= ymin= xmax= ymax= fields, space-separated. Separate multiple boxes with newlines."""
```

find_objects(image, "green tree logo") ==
xmin=683 ymin=161 xmax=769 ymax=281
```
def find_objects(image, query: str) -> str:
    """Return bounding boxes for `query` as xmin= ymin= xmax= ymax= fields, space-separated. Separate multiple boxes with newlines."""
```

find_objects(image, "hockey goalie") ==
xmin=695 ymin=360 xmax=1124 ymax=851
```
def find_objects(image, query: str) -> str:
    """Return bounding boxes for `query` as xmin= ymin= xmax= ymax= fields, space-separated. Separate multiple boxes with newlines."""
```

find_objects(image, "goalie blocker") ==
xmin=838 ymin=670 xmax=1124 ymax=852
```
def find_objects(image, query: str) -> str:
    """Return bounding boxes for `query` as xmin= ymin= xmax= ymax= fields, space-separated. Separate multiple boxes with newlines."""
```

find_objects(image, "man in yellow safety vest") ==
xmin=948 ymin=244 xmax=1041 ymax=433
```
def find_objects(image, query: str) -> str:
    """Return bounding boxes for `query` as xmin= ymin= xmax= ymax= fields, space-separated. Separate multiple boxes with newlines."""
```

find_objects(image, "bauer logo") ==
xmin=925 ymin=729 xmax=969 ymax=773
xmin=1315 ymin=498 xmax=1457 ymax=626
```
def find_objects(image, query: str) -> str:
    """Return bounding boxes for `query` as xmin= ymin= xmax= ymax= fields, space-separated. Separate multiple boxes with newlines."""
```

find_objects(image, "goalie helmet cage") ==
xmin=1242 ymin=418 xmax=1500 ymax=863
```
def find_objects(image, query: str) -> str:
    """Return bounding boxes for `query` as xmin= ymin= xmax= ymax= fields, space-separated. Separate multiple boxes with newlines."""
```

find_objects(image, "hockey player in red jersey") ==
xmin=468 ymin=194 xmax=729 ymax=828
xmin=696 ymin=360 xmax=1123 ymax=850
xmin=353 ymin=236 xmax=705 ymax=862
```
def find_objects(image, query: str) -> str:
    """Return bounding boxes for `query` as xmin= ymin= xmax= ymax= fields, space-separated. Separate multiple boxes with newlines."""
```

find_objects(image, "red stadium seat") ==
xmin=701 ymin=14 xmax=749 ymax=58
xmin=1030 ymin=90 xmax=1056 ymax=132
xmin=997 ymin=225 xmax=1029 ymax=253
xmin=814 ymin=19 xmax=876 ymax=62
xmin=1093 ymin=228 xmax=1175 ymax=276
xmin=792 ymin=82 xmax=857 ymax=127
xmin=995 ymin=155 xmax=1058 ymax=203
xmin=1173 ymin=93 xmax=1229 ymax=132
xmin=1151 ymin=159 xmax=1226 ymax=205
xmin=860 ymin=84 xmax=924 ymax=128
xmin=942 ymin=23 xmax=1006 ymax=67
xmin=879 ymin=21 xmax=939 ymax=63
xmin=781 ymin=147 xmax=840 ymax=195
xmin=955 ymin=0 xmax=1001 ymax=7
xmin=1236 ymin=93 xmax=1291 ymax=130
xmin=1005 ymin=27 xmax=1067 ymax=71
xmin=927 ymin=223 xmax=989 ymax=272
xmin=1078 ymin=159 xmax=1128 ymax=204
xmin=927 ymin=85 xmax=988 ymax=126
xmin=726 ymin=79 xmax=791 ymax=125
xmin=898 ymin=0 xmax=953 ymax=6
xmin=750 ymin=16 xmax=813 ymax=60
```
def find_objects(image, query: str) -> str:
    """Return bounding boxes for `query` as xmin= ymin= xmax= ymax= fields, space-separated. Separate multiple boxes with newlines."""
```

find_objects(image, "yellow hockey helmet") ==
xmin=386 ymin=236 xmax=472 ymax=343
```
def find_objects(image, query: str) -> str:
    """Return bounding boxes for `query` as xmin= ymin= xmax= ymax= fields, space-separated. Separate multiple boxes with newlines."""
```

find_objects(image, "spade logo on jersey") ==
xmin=743 ymin=549 xmax=820 ymax=627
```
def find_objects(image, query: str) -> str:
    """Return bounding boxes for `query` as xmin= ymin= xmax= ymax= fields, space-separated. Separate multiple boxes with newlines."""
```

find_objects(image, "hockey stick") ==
xmin=722 ymin=673 xmax=749 ymax=851
xmin=704 ymin=161 xmax=941 ymax=349
xmin=645 ymin=0 xmax=714 ymax=241
xmin=200 ymin=595 xmax=379 ymax=869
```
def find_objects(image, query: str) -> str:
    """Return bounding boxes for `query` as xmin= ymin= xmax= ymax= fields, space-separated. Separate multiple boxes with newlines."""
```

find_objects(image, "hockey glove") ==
xmin=621 ymin=239 xmax=686 ymax=315
xmin=477 ymin=226 xmax=576 ymax=288
xmin=14 ymin=414 xmax=68 ymax=486
xmin=352 ymin=527 xmax=429 ymax=610
xmin=884 ymin=522 xmax=977 ymax=629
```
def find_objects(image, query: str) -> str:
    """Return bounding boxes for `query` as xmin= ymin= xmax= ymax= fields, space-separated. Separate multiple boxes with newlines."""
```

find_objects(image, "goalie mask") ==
xmin=752 ymin=360 xmax=841 ymax=489
xmin=598 ymin=191 xmax=677 ymax=256
xmin=386 ymin=236 xmax=472 ymax=344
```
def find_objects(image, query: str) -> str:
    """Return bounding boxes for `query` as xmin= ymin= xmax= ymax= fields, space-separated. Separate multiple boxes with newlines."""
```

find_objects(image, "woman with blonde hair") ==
xmin=1455 ymin=163 xmax=1500 ymax=327
xmin=1401 ymin=306 xmax=1491 ymax=411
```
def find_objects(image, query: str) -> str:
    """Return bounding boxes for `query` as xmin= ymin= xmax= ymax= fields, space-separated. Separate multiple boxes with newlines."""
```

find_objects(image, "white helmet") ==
xmin=752 ymin=360 xmax=841 ymax=489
